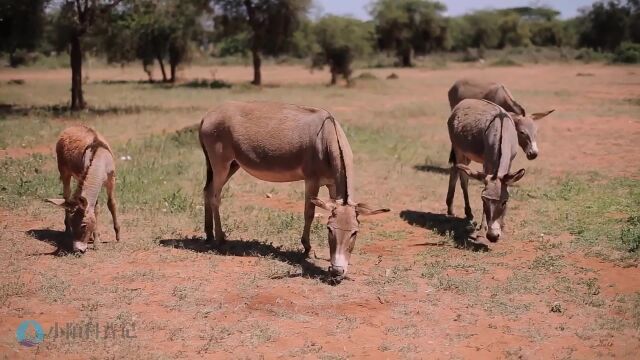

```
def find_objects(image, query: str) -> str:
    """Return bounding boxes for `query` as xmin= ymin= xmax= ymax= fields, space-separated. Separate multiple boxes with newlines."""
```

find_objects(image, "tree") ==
xmin=578 ymin=0 xmax=631 ymax=51
xmin=497 ymin=12 xmax=531 ymax=48
xmin=313 ymin=15 xmax=373 ymax=85
xmin=0 ymin=0 xmax=49 ymax=67
xmin=213 ymin=0 xmax=311 ymax=85
xmin=98 ymin=0 xmax=205 ymax=83
xmin=370 ymin=0 xmax=447 ymax=67
xmin=51 ymin=0 xmax=123 ymax=110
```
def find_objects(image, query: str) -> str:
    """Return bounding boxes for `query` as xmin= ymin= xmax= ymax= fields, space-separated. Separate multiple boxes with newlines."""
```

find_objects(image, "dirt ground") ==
xmin=0 ymin=62 xmax=639 ymax=359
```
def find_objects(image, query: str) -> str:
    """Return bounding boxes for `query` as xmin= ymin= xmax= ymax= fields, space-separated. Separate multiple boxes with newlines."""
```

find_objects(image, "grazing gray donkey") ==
xmin=448 ymin=79 xmax=554 ymax=160
xmin=447 ymin=99 xmax=526 ymax=242
xmin=47 ymin=126 xmax=120 ymax=253
xmin=199 ymin=101 xmax=389 ymax=278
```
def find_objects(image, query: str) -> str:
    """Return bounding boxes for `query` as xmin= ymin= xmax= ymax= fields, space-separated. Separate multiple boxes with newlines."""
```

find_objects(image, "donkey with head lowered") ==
xmin=199 ymin=101 xmax=389 ymax=279
xmin=47 ymin=126 xmax=120 ymax=253
xmin=447 ymin=99 xmax=526 ymax=242
xmin=448 ymin=78 xmax=554 ymax=160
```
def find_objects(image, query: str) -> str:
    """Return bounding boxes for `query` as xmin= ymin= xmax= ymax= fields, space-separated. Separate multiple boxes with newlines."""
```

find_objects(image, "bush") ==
xmin=574 ymin=48 xmax=611 ymax=63
xmin=622 ymin=215 xmax=640 ymax=253
xmin=182 ymin=79 xmax=232 ymax=89
xmin=613 ymin=42 xmax=640 ymax=64
xmin=8 ymin=49 xmax=39 ymax=67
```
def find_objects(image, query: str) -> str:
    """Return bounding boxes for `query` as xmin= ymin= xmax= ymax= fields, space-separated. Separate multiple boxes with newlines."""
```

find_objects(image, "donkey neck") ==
xmin=483 ymin=112 xmax=517 ymax=178
xmin=74 ymin=147 xmax=110 ymax=212
xmin=324 ymin=116 xmax=354 ymax=204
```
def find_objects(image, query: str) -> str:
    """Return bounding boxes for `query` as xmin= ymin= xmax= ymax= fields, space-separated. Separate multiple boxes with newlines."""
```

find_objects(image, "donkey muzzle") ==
xmin=328 ymin=265 xmax=346 ymax=278
xmin=73 ymin=241 xmax=88 ymax=253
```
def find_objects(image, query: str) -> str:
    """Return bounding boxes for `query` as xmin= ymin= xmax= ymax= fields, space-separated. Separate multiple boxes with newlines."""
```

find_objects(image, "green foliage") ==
xmin=216 ymin=32 xmax=250 ymax=57
xmin=536 ymin=177 xmax=640 ymax=262
xmin=613 ymin=41 xmax=640 ymax=63
xmin=313 ymin=15 xmax=374 ymax=84
xmin=98 ymin=0 xmax=204 ymax=82
xmin=0 ymin=0 xmax=48 ymax=66
xmin=370 ymin=0 xmax=447 ymax=66
xmin=213 ymin=0 xmax=312 ymax=56
xmin=621 ymin=215 xmax=640 ymax=252
xmin=578 ymin=0 xmax=637 ymax=51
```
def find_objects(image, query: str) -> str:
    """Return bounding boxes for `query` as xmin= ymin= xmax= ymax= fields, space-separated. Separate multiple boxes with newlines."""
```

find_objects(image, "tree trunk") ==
xmin=170 ymin=62 xmax=177 ymax=83
xmin=400 ymin=47 xmax=413 ymax=67
xmin=330 ymin=69 xmax=337 ymax=85
xmin=251 ymin=47 xmax=261 ymax=85
xmin=70 ymin=33 xmax=85 ymax=110
xmin=157 ymin=55 xmax=168 ymax=82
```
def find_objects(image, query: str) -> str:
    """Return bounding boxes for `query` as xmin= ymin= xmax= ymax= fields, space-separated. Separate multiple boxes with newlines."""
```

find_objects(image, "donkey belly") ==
xmin=239 ymin=163 xmax=306 ymax=183
xmin=232 ymin=147 xmax=309 ymax=183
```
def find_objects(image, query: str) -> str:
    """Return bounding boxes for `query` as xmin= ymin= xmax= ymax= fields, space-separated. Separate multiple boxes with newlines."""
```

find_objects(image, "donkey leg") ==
xmin=446 ymin=166 xmax=458 ymax=216
xmin=203 ymin=158 xmax=215 ymax=242
xmin=105 ymin=173 xmax=120 ymax=241
xmin=93 ymin=201 xmax=100 ymax=250
xmin=211 ymin=161 xmax=238 ymax=244
xmin=301 ymin=180 xmax=320 ymax=255
xmin=459 ymin=171 xmax=474 ymax=220
xmin=61 ymin=172 xmax=72 ymax=234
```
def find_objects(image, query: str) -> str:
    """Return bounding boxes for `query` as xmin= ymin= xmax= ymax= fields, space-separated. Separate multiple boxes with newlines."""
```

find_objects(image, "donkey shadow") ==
xmin=413 ymin=164 xmax=451 ymax=175
xmin=158 ymin=237 xmax=337 ymax=284
xmin=26 ymin=228 xmax=70 ymax=256
xmin=399 ymin=210 xmax=488 ymax=252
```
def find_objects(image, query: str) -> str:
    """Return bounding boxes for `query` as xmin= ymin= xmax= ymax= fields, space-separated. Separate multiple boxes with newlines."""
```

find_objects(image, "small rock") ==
xmin=265 ymin=193 xmax=273 ymax=198
xmin=387 ymin=73 xmax=399 ymax=80
xmin=550 ymin=302 xmax=563 ymax=313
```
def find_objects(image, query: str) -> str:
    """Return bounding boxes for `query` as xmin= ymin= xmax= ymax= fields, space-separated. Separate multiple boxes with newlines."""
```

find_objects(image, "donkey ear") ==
xmin=310 ymin=197 xmax=336 ymax=212
xmin=45 ymin=198 xmax=67 ymax=207
xmin=504 ymin=168 xmax=526 ymax=185
xmin=532 ymin=109 xmax=555 ymax=121
xmin=456 ymin=164 xmax=486 ymax=182
xmin=356 ymin=203 xmax=390 ymax=216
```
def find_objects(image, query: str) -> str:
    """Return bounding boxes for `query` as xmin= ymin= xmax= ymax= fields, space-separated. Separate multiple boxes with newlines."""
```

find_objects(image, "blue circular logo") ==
xmin=16 ymin=320 xmax=45 ymax=347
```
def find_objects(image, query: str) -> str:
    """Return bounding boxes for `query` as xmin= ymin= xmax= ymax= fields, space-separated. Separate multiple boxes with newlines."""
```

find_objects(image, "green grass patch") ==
xmin=529 ymin=176 xmax=640 ymax=263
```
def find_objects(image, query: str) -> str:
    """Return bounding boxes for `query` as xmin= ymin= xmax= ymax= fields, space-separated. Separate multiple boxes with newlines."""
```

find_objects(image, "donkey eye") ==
xmin=351 ymin=231 xmax=358 ymax=238
xmin=501 ymin=201 xmax=508 ymax=207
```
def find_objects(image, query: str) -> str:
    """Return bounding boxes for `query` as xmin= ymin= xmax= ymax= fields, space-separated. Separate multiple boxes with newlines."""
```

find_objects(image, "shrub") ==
xmin=613 ymin=42 xmax=640 ymax=64
xmin=621 ymin=215 xmax=640 ymax=253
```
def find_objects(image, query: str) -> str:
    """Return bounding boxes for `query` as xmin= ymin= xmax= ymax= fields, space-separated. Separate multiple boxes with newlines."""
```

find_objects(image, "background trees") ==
xmin=0 ymin=0 xmax=49 ymax=67
xmin=47 ymin=0 xmax=123 ymax=110
xmin=313 ymin=15 xmax=373 ymax=85
xmin=370 ymin=0 xmax=447 ymax=67
xmin=213 ymin=0 xmax=311 ymax=85
xmin=2 ymin=0 xmax=640 ymax=107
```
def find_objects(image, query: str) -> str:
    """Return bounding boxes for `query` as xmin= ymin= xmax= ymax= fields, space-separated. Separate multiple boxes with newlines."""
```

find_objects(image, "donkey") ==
xmin=448 ymin=78 xmax=554 ymax=160
xmin=47 ymin=126 xmax=120 ymax=253
xmin=199 ymin=101 xmax=389 ymax=278
xmin=446 ymin=99 xmax=526 ymax=242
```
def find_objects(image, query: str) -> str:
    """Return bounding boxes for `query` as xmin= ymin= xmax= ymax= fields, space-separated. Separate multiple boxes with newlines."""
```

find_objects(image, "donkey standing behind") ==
xmin=447 ymin=99 xmax=526 ymax=242
xmin=199 ymin=101 xmax=389 ymax=278
xmin=448 ymin=79 xmax=554 ymax=160
xmin=47 ymin=126 xmax=120 ymax=253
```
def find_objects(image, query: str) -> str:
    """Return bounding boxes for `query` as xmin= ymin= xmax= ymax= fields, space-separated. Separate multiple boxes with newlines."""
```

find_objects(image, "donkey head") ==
xmin=510 ymin=109 xmax=555 ymax=160
xmin=311 ymin=198 xmax=389 ymax=279
xmin=46 ymin=196 xmax=95 ymax=253
xmin=457 ymin=165 xmax=525 ymax=242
